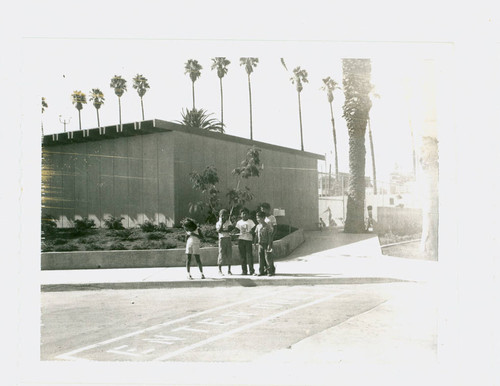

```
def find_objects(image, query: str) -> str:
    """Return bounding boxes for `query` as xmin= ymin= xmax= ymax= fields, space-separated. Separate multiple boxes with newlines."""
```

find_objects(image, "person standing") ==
xmin=216 ymin=209 xmax=234 ymax=275
xmin=235 ymin=207 xmax=256 ymax=275
xmin=254 ymin=211 xmax=275 ymax=276
xmin=260 ymin=202 xmax=277 ymax=238
xmin=181 ymin=218 xmax=205 ymax=280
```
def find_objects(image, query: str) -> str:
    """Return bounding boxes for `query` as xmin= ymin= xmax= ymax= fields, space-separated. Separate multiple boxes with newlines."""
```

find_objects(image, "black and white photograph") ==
xmin=5 ymin=1 xmax=500 ymax=385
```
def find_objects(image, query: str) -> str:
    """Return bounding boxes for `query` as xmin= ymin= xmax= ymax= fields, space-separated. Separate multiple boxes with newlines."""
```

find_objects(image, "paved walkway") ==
xmin=41 ymin=229 xmax=438 ymax=291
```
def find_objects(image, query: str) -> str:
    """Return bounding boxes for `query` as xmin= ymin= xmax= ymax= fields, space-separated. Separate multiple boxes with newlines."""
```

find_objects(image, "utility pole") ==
xmin=59 ymin=115 xmax=71 ymax=132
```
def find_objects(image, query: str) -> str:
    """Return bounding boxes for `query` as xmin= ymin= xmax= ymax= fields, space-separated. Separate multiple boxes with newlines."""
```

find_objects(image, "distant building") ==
xmin=42 ymin=119 xmax=324 ymax=230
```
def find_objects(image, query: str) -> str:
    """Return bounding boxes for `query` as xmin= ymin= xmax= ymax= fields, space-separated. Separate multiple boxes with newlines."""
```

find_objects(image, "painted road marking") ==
xmin=55 ymin=287 xmax=292 ymax=360
xmin=153 ymin=291 xmax=345 ymax=361
xmin=55 ymin=287 xmax=343 ymax=361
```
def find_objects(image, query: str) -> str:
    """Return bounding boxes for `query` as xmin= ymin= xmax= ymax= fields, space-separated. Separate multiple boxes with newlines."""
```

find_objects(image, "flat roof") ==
xmin=42 ymin=119 xmax=325 ymax=160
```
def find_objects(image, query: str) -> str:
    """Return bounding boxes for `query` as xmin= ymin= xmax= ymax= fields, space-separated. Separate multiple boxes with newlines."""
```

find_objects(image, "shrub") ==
xmin=176 ymin=234 xmax=187 ymax=242
xmin=85 ymin=243 xmax=104 ymax=251
xmin=134 ymin=241 xmax=153 ymax=250
xmin=104 ymin=216 xmax=125 ymax=230
xmin=157 ymin=222 xmax=173 ymax=233
xmin=147 ymin=232 xmax=164 ymax=241
xmin=114 ymin=229 xmax=133 ymax=240
xmin=79 ymin=236 xmax=98 ymax=244
xmin=159 ymin=241 xmax=177 ymax=249
xmin=54 ymin=243 xmax=79 ymax=252
xmin=41 ymin=241 xmax=54 ymax=252
xmin=73 ymin=217 xmax=96 ymax=235
xmin=53 ymin=238 xmax=68 ymax=245
xmin=41 ymin=214 xmax=58 ymax=237
xmin=140 ymin=220 xmax=157 ymax=232
xmin=109 ymin=241 xmax=127 ymax=250
xmin=199 ymin=224 xmax=218 ymax=240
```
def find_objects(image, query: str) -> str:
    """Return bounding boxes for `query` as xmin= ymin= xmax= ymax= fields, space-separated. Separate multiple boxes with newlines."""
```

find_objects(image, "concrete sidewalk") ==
xmin=40 ymin=230 xmax=438 ymax=291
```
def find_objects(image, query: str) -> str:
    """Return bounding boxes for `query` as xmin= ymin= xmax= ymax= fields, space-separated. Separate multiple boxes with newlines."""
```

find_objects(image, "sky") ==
xmin=25 ymin=38 xmax=449 ymax=183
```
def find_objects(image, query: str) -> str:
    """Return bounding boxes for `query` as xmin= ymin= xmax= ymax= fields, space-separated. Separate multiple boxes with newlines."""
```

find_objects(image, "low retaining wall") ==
xmin=41 ymin=229 xmax=305 ymax=270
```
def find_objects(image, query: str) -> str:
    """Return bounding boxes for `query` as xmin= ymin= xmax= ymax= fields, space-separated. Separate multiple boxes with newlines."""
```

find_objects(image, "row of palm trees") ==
xmin=42 ymin=58 xmax=379 ymax=234
xmin=64 ymin=74 xmax=151 ymax=131
xmin=182 ymin=57 xmax=344 ymax=176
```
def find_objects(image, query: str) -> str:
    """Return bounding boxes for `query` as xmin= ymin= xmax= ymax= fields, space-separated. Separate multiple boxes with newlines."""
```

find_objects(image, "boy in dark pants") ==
xmin=254 ymin=211 xmax=275 ymax=276
xmin=235 ymin=208 xmax=256 ymax=275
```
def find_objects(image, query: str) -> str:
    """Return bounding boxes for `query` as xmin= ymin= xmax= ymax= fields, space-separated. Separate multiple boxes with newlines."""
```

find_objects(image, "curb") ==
xmin=41 ymin=276 xmax=411 ymax=292
xmin=380 ymin=239 xmax=421 ymax=248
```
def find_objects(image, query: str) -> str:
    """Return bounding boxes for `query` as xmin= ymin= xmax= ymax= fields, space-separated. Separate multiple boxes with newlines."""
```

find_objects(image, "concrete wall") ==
xmin=42 ymin=133 xmax=176 ymax=228
xmin=376 ymin=206 xmax=422 ymax=234
xmin=172 ymin=130 xmax=319 ymax=229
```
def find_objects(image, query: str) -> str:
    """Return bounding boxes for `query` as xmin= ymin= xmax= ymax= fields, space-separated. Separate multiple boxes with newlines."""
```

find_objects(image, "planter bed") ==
xmin=41 ymin=229 xmax=304 ymax=270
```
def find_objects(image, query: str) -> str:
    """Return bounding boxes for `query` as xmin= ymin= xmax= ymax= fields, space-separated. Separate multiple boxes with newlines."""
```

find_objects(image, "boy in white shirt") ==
xmin=235 ymin=207 xmax=256 ymax=275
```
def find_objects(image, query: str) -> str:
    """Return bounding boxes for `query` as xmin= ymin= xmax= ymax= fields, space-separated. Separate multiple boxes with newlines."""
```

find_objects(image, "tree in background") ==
xmin=132 ymin=74 xmax=150 ymax=120
xmin=239 ymin=57 xmax=259 ymax=140
xmin=178 ymin=108 xmax=224 ymax=133
xmin=71 ymin=90 xmax=87 ymax=130
xmin=184 ymin=59 xmax=203 ymax=109
xmin=320 ymin=76 xmax=341 ymax=179
xmin=290 ymin=67 xmax=309 ymax=151
xmin=109 ymin=75 xmax=127 ymax=128
xmin=189 ymin=166 xmax=221 ymax=224
xmin=419 ymin=136 xmax=438 ymax=259
xmin=211 ymin=57 xmax=231 ymax=128
xmin=342 ymin=58 xmax=373 ymax=233
xmin=367 ymin=89 xmax=380 ymax=194
xmin=41 ymin=97 xmax=48 ymax=135
xmin=227 ymin=146 xmax=262 ymax=216
xmin=89 ymin=88 xmax=105 ymax=128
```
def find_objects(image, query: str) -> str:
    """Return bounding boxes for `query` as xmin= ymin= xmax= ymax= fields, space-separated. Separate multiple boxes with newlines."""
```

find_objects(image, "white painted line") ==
xmin=55 ymin=287 xmax=293 ymax=361
xmin=153 ymin=291 xmax=346 ymax=361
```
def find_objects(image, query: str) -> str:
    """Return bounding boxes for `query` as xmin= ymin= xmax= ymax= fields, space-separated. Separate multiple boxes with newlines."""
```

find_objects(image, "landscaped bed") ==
xmin=41 ymin=221 xmax=297 ymax=252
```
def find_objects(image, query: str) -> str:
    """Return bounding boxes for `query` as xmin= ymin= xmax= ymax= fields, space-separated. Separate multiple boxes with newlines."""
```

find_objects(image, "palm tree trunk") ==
xmin=219 ymin=77 xmax=224 ymax=127
xmin=344 ymin=128 xmax=367 ymax=232
xmin=342 ymin=58 xmax=372 ymax=233
xmin=409 ymin=118 xmax=417 ymax=179
xmin=78 ymin=109 xmax=82 ymax=130
xmin=141 ymin=97 xmax=145 ymax=120
xmin=118 ymin=97 xmax=122 ymax=128
xmin=192 ymin=81 xmax=196 ymax=109
xmin=298 ymin=91 xmax=304 ymax=151
xmin=420 ymin=136 xmax=439 ymax=259
xmin=96 ymin=108 xmax=100 ymax=128
xmin=368 ymin=118 xmax=377 ymax=195
xmin=247 ymin=74 xmax=253 ymax=140
xmin=329 ymin=102 xmax=339 ymax=179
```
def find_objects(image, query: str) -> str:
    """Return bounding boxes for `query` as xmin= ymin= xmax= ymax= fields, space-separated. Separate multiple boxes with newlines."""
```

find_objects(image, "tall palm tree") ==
xmin=239 ymin=57 xmax=259 ymax=140
xmin=41 ymin=97 xmax=48 ymax=135
xmin=211 ymin=57 xmax=230 ymax=128
xmin=109 ymin=75 xmax=127 ymax=128
xmin=367 ymin=89 xmax=380 ymax=195
xmin=132 ymin=74 xmax=150 ymax=120
xmin=321 ymin=77 xmax=341 ymax=179
xmin=290 ymin=67 xmax=308 ymax=151
xmin=71 ymin=90 xmax=87 ymax=130
xmin=342 ymin=58 xmax=373 ymax=233
xmin=184 ymin=59 xmax=202 ymax=109
xmin=89 ymin=88 xmax=105 ymax=128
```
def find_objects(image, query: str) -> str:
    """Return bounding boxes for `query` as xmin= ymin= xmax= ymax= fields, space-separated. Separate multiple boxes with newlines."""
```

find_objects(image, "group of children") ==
xmin=181 ymin=203 xmax=277 ymax=280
